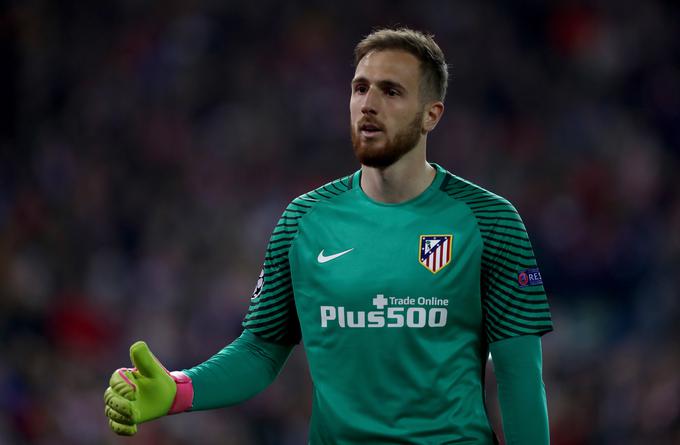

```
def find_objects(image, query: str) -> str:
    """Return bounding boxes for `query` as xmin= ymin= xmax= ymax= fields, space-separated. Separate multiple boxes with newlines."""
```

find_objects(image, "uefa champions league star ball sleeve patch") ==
xmin=517 ymin=268 xmax=543 ymax=288
xmin=419 ymin=235 xmax=453 ymax=274
xmin=251 ymin=269 xmax=264 ymax=300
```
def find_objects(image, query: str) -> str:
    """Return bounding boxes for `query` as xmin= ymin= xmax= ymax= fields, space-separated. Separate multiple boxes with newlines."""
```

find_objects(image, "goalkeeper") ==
xmin=105 ymin=27 xmax=553 ymax=444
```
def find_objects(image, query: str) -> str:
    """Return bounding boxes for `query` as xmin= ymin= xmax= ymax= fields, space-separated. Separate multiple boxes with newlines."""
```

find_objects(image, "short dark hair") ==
xmin=354 ymin=27 xmax=449 ymax=103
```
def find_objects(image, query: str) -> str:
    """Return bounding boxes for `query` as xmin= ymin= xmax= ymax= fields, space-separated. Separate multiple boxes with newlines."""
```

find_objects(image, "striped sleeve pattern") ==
xmin=441 ymin=174 xmax=553 ymax=343
xmin=242 ymin=175 xmax=354 ymax=344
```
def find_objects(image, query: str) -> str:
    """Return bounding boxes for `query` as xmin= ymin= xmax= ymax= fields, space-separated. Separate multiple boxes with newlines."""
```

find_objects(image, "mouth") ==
xmin=358 ymin=122 xmax=384 ymax=137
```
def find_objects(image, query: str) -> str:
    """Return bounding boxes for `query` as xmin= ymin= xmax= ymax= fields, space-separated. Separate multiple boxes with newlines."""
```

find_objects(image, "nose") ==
xmin=360 ymin=86 xmax=379 ymax=115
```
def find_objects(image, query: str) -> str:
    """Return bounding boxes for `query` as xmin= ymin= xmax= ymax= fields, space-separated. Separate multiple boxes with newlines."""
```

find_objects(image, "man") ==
xmin=104 ymin=28 xmax=553 ymax=444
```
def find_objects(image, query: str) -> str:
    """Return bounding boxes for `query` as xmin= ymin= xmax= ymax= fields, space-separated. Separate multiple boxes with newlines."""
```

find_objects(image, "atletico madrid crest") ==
xmin=419 ymin=235 xmax=453 ymax=274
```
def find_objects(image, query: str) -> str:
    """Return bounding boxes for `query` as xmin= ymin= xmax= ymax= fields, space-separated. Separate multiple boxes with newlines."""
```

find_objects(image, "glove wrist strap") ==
xmin=168 ymin=371 xmax=194 ymax=414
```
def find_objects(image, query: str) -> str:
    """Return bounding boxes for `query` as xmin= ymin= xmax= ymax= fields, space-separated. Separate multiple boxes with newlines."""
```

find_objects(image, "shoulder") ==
xmin=439 ymin=169 xmax=518 ymax=214
xmin=281 ymin=173 xmax=356 ymax=219
xmin=436 ymin=169 xmax=530 ymax=243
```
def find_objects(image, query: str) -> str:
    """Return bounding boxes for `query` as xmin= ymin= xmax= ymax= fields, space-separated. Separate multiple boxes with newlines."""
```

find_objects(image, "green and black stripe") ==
xmin=243 ymin=175 xmax=354 ymax=343
xmin=441 ymin=173 xmax=553 ymax=343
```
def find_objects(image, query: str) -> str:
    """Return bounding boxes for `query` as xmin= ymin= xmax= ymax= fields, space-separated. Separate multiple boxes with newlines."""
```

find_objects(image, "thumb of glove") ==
xmin=130 ymin=341 xmax=166 ymax=378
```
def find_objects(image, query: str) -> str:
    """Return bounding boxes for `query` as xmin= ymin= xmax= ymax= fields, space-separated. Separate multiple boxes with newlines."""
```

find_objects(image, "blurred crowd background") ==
xmin=1 ymin=0 xmax=679 ymax=444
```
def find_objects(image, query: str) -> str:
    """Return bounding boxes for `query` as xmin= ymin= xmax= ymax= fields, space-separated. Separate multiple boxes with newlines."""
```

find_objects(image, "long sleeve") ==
xmin=182 ymin=329 xmax=294 ymax=411
xmin=489 ymin=334 xmax=550 ymax=445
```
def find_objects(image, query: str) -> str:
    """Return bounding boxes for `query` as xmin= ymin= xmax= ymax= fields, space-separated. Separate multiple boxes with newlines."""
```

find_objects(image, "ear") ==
xmin=422 ymin=101 xmax=444 ymax=133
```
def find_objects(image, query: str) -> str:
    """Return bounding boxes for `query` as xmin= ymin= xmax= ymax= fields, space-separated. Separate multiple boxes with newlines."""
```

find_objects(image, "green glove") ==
xmin=104 ymin=341 xmax=194 ymax=436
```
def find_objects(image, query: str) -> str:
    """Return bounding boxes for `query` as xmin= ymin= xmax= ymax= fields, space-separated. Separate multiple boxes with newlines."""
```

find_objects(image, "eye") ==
xmin=386 ymin=88 xmax=400 ymax=97
xmin=353 ymin=84 xmax=368 ymax=94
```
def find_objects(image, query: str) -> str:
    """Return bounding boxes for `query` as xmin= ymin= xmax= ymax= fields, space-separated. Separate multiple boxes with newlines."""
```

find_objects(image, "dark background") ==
xmin=1 ymin=1 xmax=678 ymax=444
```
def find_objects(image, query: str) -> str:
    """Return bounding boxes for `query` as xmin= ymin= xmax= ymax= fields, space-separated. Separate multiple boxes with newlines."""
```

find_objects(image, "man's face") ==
xmin=350 ymin=50 xmax=425 ymax=168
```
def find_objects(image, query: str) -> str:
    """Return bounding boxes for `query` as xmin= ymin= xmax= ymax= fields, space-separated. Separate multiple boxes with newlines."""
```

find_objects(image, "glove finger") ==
xmin=104 ymin=388 xmax=135 ymax=418
xmin=109 ymin=369 xmax=137 ymax=401
xmin=109 ymin=418 xmax=138 ymax=436
xmin=105 ymin=405 xmax=135 ymax=425
xmin=104 ymin=387 xmax=116 ymax=405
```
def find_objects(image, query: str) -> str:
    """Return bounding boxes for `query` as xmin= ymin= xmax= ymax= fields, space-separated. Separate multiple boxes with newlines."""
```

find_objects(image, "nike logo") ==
xmin=317 ymin=248 xmax=354 ymax=263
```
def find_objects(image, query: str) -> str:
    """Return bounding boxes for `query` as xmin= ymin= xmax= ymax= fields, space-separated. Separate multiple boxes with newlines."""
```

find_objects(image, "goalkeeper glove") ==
xmin=104 ymin=341 xmax=194 ymax=436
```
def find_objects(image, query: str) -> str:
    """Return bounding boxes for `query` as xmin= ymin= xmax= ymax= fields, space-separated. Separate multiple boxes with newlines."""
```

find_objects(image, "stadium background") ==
xmin=1 ymin=1 xmax=678 ymax=444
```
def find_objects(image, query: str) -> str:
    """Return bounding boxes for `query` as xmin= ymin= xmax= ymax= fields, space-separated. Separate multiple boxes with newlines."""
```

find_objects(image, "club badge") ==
xmin=419 ymin=235 xmax=453 ymax=274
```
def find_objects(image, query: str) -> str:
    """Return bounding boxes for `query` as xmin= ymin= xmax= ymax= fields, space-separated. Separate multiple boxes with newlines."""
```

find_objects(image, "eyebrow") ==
xmin=351 ymin=77 xmax=406 ymax=92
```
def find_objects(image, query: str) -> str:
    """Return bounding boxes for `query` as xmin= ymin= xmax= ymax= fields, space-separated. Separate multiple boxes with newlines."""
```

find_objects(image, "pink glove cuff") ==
xmin=168 ymin=371 xmax=194 ymax=414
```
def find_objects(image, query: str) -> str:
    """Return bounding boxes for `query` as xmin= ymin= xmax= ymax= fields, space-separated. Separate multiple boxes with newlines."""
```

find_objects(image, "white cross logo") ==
xmin=372 ymin=294 xmax=388 ymax=310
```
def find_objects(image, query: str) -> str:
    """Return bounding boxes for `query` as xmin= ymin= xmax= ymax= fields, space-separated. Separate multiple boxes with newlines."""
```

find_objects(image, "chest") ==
xmin=289 ymin=203 xmax=483 ymax=330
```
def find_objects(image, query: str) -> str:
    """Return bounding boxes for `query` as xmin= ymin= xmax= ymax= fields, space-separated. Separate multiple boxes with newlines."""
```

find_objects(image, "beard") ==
xmin=351 ymin=111 xmax=424 ymax=168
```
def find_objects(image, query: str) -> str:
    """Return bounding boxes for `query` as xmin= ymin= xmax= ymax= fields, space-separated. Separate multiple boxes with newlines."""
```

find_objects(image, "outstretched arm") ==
xmin=106 ymin=203 xmax=303 ymax=435
xmin=489 ymin=334 xmax=550 ymax=445
xmin=184 ymin=329 xmax=294 ymax=411
xmin=104 ymin=330 xmax=293 ymax=435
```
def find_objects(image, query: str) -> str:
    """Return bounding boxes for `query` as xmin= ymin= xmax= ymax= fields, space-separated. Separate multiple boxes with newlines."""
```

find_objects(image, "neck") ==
xmin=360 ymin=143 xmax=436 ymax=203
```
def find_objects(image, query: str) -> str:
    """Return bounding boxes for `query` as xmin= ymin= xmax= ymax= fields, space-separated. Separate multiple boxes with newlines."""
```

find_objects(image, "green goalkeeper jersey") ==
xmin=243 ymin=163 xmax=553 ymax=444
